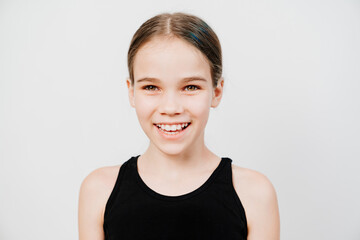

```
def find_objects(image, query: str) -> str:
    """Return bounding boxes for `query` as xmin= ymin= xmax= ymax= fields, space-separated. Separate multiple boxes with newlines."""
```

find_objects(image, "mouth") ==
xmin=154 ymin=122 xmax=191 ymax=135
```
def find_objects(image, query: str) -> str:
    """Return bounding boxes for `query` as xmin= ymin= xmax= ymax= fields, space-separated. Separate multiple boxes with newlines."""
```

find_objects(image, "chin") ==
xmin=156 ymin=144 xmax=190 ymax=157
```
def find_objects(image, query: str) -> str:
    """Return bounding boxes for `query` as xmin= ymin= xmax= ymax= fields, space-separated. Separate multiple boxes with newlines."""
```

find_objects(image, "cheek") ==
xmin=183 ymin=94 xmax=212 ymax=119
xmin=134 ymin=95 xmax=158 ymax=120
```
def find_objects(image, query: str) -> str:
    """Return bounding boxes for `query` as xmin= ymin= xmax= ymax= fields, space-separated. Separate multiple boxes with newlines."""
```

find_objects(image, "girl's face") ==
xmin=127 ymin=36 xmax=223 ymax=156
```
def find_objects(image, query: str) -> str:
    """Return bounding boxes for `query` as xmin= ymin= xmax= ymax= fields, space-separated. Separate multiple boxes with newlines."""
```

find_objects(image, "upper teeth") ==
xmin=156 ymin=123 xmax=189 ymax=131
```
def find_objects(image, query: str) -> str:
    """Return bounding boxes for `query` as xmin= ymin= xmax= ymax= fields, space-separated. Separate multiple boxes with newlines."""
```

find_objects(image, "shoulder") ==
xmin=80 ymin=165 xmax=121 ymax=193
xmin=231 ymin=163 xmax=280 ymax=239
xmin=78 ymin=165 xmax=122 ymax=227
xmin=231 ymin=164 xmax=277 ymax=199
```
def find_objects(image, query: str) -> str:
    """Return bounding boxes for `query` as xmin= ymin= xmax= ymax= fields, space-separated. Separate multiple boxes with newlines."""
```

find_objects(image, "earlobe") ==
xmin=211 ymin=77 xmax=224 ymax=108
xmin=126 ymin=79 xmax=135 ymax=108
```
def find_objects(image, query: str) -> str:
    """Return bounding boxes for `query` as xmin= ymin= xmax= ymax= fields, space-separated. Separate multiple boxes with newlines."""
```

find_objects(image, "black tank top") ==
xmin=103 ymin=155 xmax=248 ymax=240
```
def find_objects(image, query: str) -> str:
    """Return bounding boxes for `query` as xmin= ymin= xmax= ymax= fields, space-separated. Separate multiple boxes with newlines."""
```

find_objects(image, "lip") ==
xmin=153 ymin=122 xmax=191 ymax=125
xmin=154 ymin=122 xmax=191 ymax=140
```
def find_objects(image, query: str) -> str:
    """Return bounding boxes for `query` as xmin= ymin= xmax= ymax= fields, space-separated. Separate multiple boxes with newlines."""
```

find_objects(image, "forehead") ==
xmin=133 ymin=36 xmax=211 ymax=83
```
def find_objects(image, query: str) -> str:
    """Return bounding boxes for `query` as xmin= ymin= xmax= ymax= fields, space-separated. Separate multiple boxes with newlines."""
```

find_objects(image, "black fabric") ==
xmin=103 ymin=155 xmax=248 ymax=240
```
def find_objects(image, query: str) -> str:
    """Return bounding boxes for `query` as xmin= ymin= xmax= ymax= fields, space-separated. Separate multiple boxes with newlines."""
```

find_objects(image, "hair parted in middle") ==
xmin=127 ymin=12 xmax=222 ymax=88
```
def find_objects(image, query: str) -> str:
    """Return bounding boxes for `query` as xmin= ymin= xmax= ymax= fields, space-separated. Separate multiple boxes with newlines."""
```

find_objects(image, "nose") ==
xmin=158 ymin=91 xmax=183 ymax=116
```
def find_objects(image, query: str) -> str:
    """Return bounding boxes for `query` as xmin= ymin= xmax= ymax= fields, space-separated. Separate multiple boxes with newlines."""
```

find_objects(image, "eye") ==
xmin=184 ymin=85 xmax=200 ymax=91
xmin=143 ymin=85 xmax=159 ymax=91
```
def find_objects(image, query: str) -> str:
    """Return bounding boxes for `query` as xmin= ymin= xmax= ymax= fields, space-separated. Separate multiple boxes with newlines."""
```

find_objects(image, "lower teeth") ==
xmin=159 ymin=128 xmax=182 ymax=135
xmin=166 ymin=131 xmax=179 ymax=135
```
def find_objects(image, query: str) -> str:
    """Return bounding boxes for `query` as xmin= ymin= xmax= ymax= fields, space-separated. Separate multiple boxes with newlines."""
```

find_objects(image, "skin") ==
xmin=78 ymin=36 xmax=280 ymax=240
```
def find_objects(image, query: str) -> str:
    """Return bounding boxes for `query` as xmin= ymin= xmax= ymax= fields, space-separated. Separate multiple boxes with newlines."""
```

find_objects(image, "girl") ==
xmin=78 ymin=12 xmax=280 ymax=240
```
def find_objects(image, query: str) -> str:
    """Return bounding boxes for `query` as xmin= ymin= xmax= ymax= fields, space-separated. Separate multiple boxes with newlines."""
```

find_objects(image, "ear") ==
xmin=126 ymin=78 xmax=135 ymax=108
xmin=211 ymin=77 xmax=224 ymax=108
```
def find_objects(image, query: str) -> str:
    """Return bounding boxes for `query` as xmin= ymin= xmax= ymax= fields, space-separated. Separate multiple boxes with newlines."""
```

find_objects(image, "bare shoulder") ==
xmin=79 ymin=164 xmax=122 ymax=215
xmin=231 ymin=164 xmax=280 ymax=239
xmin=80 ymin=165 xmax=122 ymax=193
xmin=231 ymin=164 xmax=277 ymax=198
xmin=78 ymin=164 xmax=122 ymax=240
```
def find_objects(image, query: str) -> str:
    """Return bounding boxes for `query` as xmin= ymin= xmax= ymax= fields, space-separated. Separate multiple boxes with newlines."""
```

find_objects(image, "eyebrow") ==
xmin=136 ymin=76 xmax=208 ymax=83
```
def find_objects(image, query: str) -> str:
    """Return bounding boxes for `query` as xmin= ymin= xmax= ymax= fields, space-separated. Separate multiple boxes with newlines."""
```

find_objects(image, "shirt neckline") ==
xmin=133 ymin=155 xmax=227 ymax=201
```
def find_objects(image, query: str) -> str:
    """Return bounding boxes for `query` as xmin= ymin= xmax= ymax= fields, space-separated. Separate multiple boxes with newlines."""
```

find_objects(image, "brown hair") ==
xmin=127 ymin=12 xmax=222 ymax=88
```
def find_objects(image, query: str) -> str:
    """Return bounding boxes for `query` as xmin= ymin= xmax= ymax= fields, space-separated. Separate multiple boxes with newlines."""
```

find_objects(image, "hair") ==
xmin=127 ymin=12 xmax=222 ymax=88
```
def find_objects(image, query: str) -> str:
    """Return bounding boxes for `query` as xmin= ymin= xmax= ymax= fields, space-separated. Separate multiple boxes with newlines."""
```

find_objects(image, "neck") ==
xmin=139 ymin=143 xmax=219 ymax=177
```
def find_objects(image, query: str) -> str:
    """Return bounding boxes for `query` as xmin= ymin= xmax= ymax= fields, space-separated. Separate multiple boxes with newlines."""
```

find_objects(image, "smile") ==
xmin=154 ymin=122 xmax=191 ymax=135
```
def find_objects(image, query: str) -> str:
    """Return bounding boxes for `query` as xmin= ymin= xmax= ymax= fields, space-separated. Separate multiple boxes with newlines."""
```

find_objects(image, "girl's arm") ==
xmin=78 ymin=167 xmax=115 ymax=240
xmin=233 ymin=167 xmax=280 ymax=240
xmin=247 ymin=174 xmax=280 ymax=240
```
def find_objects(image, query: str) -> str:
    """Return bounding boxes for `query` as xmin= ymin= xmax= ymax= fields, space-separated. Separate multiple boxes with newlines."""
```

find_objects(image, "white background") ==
xmin=1 ymin=0 xmax=359 ymax=239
